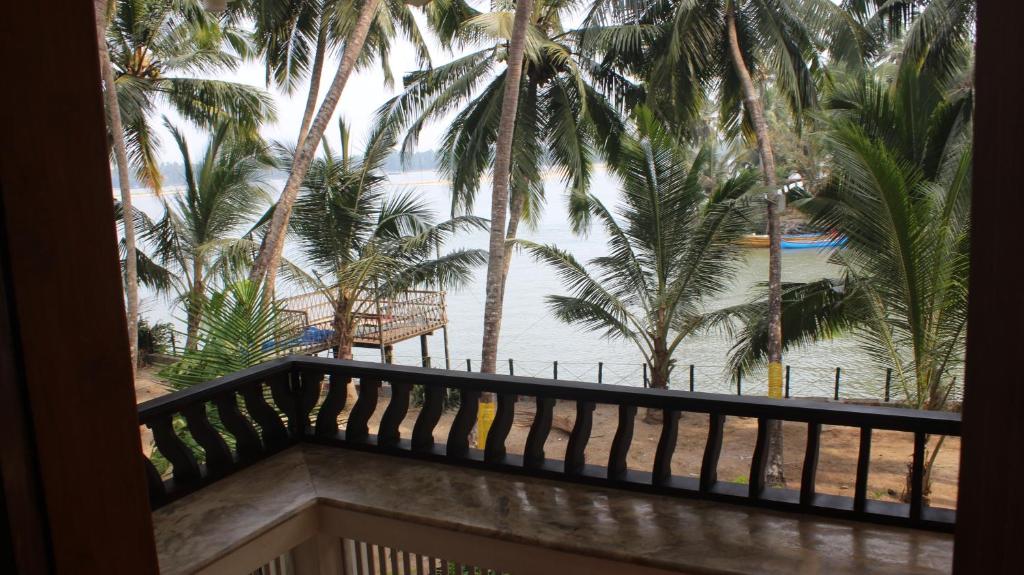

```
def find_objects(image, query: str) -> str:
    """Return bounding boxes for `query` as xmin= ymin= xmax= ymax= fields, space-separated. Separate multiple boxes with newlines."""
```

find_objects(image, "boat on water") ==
xmin=737 ymin=234 xmax=770 ymax=248
xmin=738 ymin=233 xmax=847 ymax=250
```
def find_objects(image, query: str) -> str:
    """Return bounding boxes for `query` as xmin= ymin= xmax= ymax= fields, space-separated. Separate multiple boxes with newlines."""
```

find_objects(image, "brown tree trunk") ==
xmin=250 ymin=0 xmax=382 ymax=291
xmin=332 ymin=291 xmax=354 ymax=360
xmin=727 ymin=5 xmax=785 ymax=485
xmin=480 ymin=0 xmax=534 ymax=375
xmin=500 ymin=183 xmax=527 ymax=293
xmin=644 ymin=340 xmax=671 ymax=423
xmin=296 ymin=16 xmax=328 ymax=152
xmin=184 ymin=259 xmax=204 ymax=351
xmin=96 ymin=0 xmax=138 ymax=376
xmin=261 ymin=18 xmax=328 ymax=300
xmin=331 ymin=295 xmax=357 ymax=406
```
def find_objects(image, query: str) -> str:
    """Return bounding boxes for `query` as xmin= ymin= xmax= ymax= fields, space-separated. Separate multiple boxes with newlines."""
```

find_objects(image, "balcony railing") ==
xmin=137 ymin=356 xmax=960 ymax=532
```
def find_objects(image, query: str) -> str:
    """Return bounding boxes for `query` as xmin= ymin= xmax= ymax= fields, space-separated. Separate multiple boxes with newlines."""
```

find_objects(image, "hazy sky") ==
xmin=158 ymin=6 xmax=482 ymax=161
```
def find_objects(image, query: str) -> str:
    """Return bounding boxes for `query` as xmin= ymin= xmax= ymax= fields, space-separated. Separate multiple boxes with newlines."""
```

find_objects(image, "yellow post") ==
xmin=476 ymin=401 xmax=496 ymax=449
xmin=768 ymin=362 xmax=784 ymax=399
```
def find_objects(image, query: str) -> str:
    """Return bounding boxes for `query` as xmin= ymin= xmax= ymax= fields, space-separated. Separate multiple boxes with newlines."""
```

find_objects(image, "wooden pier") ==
xmin=279 ymin=289 xmax=448 ymax=361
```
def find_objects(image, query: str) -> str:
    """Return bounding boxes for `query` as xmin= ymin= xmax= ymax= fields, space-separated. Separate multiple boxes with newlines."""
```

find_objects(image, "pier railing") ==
xmin=138 ymin=356 xmax=959 ymax=531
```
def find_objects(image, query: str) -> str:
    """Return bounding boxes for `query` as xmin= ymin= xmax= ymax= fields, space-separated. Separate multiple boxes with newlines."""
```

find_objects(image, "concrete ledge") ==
xmin=152 ymin=445 xmax=953 ymax=574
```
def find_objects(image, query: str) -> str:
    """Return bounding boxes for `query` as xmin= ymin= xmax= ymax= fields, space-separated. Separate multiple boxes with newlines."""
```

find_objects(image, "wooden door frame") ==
xmin=953 ymin=0 xmax=1024 ymax=571
xmin=0 ymin=0 xmax=1018 ymax=573
xmin=0 ymin=1 xmax=159 ymax=573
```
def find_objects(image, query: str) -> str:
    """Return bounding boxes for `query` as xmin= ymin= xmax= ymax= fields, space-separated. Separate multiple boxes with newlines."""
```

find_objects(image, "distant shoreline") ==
xmin=115 ymin=164 xmax=610 ymax=198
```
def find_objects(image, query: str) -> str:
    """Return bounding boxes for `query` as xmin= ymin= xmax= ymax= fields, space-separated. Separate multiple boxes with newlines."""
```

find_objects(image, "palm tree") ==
xmin=588 ymin=0 xmax=830 ymax=484
xmin=105 ymin=0 xmax=276 ymax=189
xmin=145 ymin=121 xmax=275 ymax=350
xmin=728 ymin=61 xmax=972 ymax=499
xmin=523 ymin=114 xmax=758 ymax=403
xmin=289 ymin=120 xmax=487 ymax=360
xmin=249 ymin=0 xmax=476 ymax=291
xmin=375 ymin=0 xmax=632 ymax=373
xmin=96 ymin=0 xmax=141 ymax=372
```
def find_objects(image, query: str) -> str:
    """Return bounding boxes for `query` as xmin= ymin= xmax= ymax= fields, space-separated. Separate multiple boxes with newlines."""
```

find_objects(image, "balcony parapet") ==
xmin=153 ymin=445 xmax=953 ymax=574
xmin=138 ymin=357 xmax=960 ymax=532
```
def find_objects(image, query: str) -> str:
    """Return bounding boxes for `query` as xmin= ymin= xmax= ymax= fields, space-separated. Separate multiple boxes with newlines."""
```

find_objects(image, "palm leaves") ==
xmin=525 ymin=121 xmax=758 ymax=388
xmin=107 ymin=0 xmax=276 ymax=189
xmin=161 ymin=280 xmax=295 ymax=387
xmin=145 ymin=120 xmax=274 ymax=348
xmin=374 ymin=0 xmax=630 ymax=227
xmin=728 ymin=62 xmax=971 ymax=410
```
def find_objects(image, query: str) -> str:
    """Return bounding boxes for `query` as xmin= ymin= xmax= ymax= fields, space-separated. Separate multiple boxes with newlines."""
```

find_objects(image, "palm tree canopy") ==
xmin=583 ymin=0 xmax=823 ymax=141
xmin=145 ymin=120 xmax=274 ymax=297
xmin=242 ymin=0 xmax=482 ymax=98
xmin=373 ymin=0 xmax=631 ymax=230
xmin=107 ymin=0 xmax=277 ymax=189
xmin=289 ymin=120 xmax=488 ymax=316
xmin=523 ymin=114 xmax=758 ymax=378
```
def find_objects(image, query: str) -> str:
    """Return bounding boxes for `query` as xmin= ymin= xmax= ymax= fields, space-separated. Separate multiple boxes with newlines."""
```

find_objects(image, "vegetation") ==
xmin=161 ymin=280 xmax=294 ymax=387
xmin=106 ymin=0 xmax=275 ymax=189
xmin=289 ymin=120 xmax=487 ymax=359
xmin=247 ymin=0 xmax=476 ymax=294
xmin=97 ymin=0 xmax=140 ymax=371
xmin=522 ymin=112 xmax=757 ymax=413
xmin=94 ymin=0 xmax=975 ymax=453
xmin=137 ymin=317 xmax=176 ymax=359
xmin=376 ymin=0 xmax=634 ymax=377
xmin=726 ymin=59 xmax=972 ymax=497
xmin=145 ymin=121 xmax=274 ymax=349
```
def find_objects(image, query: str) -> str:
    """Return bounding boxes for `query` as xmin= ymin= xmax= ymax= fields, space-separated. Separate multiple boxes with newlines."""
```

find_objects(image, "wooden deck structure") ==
xmin=279 ymin=289 xmax=448 ymax=360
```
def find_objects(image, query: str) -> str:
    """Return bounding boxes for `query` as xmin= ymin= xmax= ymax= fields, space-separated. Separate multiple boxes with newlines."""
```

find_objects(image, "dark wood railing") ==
xmin=138 ymin=356 xmax=959 ymax=531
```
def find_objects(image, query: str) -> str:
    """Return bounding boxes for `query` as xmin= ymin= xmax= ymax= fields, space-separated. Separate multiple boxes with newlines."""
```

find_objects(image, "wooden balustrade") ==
xmin=137 ymin=356 xmax=960 ymax=531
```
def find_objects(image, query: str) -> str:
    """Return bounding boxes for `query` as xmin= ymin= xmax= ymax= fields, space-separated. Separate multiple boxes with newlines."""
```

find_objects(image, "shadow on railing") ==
xmin=137 ymin=356 xmax=959 ymax=532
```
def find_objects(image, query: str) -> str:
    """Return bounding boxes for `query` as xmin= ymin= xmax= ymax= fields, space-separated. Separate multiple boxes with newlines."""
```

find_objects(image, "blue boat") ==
xmin=781 ymin=234 xmax=847 ymax=250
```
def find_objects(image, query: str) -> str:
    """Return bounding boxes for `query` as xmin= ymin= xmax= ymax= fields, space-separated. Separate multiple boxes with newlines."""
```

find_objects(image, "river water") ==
xmin=131 ymin=167 xmax=898 ymax=399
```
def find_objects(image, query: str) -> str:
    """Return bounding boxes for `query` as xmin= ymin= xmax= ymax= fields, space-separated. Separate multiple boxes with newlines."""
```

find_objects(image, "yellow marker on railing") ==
xmin=768 ymin=362 xmax=784 ymax=399
xmin=476 ymin=400 xmax=496 ymax=449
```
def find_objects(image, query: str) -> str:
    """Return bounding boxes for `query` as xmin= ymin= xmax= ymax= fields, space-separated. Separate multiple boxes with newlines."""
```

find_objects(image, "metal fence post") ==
xmin=885 ymin=368 xmax=893 ymax=402
xmin=553 ymin=361 xmax=558 ymax=380
xmin=598 ymin=362 xmax=603 ymax=384
xmin=508 ymin=358 xmax=514 ymax=376
xmin=736 ymin=368 xmax=742 ymax=396
xmin=466 ymin=358 xmax=472 ymax=372
xmin=642 ymin=364 xmax=648 ymax=388
xmin=785 ymin=365 xmax=791 ymax=398
xmin=834 ymin=367 xmax=841 ymax=400
xmin=689 ymin=364 xmax=695 ymax=392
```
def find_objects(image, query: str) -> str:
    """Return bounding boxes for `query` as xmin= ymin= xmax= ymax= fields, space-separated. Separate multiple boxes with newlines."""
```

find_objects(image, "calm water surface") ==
xmin=132 ymin=168 xmax=887 ymax=397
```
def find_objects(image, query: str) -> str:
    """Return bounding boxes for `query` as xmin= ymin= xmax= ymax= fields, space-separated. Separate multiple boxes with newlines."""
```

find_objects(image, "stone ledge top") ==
xmin=153 ymin=445 xmax=953 ymax=575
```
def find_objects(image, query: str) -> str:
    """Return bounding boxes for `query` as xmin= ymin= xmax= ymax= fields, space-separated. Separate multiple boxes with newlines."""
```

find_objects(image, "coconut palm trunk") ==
xmin=332 ymin=293 xmax=355 ymax=360
xmin=250 ymin=0 xmax=382 ymax=292
xmin=184 ymin=258 xmax=205 ymax=351
xmin=481 ymin=0 xmax=535 ymax=375
xmin=96 ymin=0 xmax=138 ymax=375
xmin=726 ymin=4 xmax=784 ymax=485
xmin=296 ymin=17 xmax=328 ymax=152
